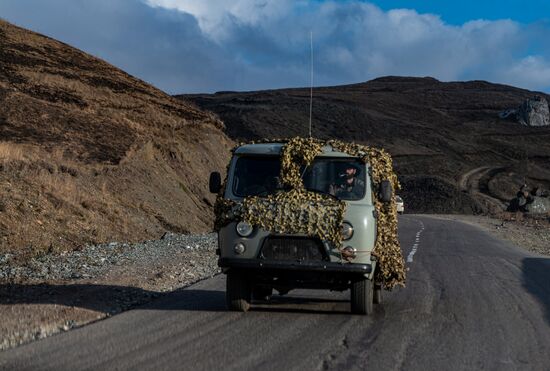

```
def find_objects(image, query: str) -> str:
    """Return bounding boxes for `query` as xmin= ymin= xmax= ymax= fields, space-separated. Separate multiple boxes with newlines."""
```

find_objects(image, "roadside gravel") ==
xmin=0 ymin=233 xmax=221 ymax=351
xmin=1 ymin=233 xmax=217 ymax=283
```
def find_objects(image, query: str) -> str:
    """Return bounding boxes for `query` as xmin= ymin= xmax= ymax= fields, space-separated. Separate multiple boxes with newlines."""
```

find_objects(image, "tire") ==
xmin=351 ymin=278 xmax=374 ymax=315
xmin=226 ymin=271 xmax=251 ymax=312
xmin=373 ymin=284 xmax=383 ymax=305
xmin=252 ymin=287 xmax=273 ymax=301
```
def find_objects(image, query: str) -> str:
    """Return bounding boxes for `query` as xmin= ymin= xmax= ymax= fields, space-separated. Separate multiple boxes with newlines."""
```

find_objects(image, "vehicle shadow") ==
xmin=0 ymin=283 xmax=225 ymax=313
xmin=0 ymin=283 xmax=352 ymax=315
xmin=522 ymin=258 xmax=550 ymax=325
xmin=251 ymin=296 xmax=352 ymax=315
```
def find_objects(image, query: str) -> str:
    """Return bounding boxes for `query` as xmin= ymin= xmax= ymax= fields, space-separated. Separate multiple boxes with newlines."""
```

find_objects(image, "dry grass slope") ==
xmin=0 ymin=20 xmax=234 ymax=262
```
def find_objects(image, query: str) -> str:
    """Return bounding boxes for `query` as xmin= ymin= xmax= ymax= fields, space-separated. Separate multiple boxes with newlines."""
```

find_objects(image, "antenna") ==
xmin=309 ymin=31 xmax=313 ymax=138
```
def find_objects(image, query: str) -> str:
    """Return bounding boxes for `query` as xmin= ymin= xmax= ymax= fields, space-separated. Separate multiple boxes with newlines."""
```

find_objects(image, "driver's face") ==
xmin=345 ymin=167 xmax=357 ymax=177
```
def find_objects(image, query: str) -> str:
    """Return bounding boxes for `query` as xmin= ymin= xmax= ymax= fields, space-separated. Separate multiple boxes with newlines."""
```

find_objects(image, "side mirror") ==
xmin=209 ymin=171 xmax=222 ymax=194
xmin=379 ymin=180 xmax=393 ymax=203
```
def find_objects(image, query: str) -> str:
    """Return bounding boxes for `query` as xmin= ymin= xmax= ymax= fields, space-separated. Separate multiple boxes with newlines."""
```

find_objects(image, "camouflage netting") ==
xmin=242 ymin=189 xmax=345 ymax=247
xmin=214 ymin=137 xmax=406 ymax=289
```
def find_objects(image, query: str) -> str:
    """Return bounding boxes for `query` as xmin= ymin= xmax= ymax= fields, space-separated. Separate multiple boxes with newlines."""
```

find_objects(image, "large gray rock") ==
xmin=516 ymin=96 xmax=550 ymax=126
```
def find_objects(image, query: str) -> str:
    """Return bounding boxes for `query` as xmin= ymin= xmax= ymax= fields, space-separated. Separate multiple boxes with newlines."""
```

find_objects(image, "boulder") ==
xmin=508 ymin=183 xmax=550 ymax=214
xmin=525 ymin=196 xmax=550 ymax=214
xmin=516 ymin=96 xmax=550 ymax=126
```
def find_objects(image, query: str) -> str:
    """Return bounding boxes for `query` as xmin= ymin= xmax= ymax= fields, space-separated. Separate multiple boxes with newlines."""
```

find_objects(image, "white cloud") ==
xmin=2 ymin=0 xmax=549 ymax=92
xmin=144 ymin=0 xmax=294 ymax=41
xmin=499 ymin=56 xmax=550 ymax=91
xmin=143 ymin=0 xmax=550 ymax=91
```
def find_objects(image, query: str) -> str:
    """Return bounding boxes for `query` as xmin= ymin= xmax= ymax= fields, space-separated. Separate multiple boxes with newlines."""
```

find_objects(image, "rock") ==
xmin=508 ymin=183 xmax=550 ymax=214
xmin=525 ymin=197 xmax=550 ymax=214
xmin=516 ymin=96 xmax=550 ymax=127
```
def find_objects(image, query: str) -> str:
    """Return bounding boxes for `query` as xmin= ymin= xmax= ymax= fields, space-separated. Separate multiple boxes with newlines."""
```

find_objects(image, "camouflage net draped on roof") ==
xmin=214 ymin=137 xmax=406 ymax=289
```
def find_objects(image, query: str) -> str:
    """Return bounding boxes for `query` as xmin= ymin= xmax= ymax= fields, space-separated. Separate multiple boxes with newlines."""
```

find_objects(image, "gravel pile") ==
xmin=0 ymin=233 xmax=218 ymax=283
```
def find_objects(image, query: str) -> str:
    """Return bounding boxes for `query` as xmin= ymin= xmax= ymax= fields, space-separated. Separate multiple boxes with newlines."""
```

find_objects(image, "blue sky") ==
xmin=367 ymin=0 xmax=550 ymax=25
xmin=1 ymin=0 xmax=550 ymax=93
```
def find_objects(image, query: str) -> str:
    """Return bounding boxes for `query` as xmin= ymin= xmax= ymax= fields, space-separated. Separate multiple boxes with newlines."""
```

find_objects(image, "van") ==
xmin=209 ymin=139 xmax=401 ymax=314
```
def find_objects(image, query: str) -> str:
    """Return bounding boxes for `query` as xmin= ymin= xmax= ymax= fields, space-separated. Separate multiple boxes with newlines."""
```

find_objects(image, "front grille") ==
xmin=260 ymin=237 xmax=327 ymax=262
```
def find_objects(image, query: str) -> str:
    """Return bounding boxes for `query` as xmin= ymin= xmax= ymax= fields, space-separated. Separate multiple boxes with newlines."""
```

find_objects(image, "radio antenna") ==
xmin=309 ymin=31 xmax=313 ymax=138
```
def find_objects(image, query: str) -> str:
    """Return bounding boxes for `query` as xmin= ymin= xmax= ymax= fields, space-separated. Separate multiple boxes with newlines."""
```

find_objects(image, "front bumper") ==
xmin=218 ymin=257 xmax=372 ymax=274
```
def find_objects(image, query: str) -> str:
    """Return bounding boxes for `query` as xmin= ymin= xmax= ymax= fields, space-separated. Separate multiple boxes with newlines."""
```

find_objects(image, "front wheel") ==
xmin=252 ymin=286 xmax=273 ymax=301
xmin=351 ymin=278 xmax=374 ymax=314
xmin=226 ymin=271 xmax=251 ymax=312
xmin=373 ymin=284 xmax=383 ymax=305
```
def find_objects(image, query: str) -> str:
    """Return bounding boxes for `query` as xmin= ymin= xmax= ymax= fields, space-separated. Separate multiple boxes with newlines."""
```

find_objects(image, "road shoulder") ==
xmin=425 ymin=214 xmax=550 ymax=257
xmin=0 ymin=233 xmax=220 ymax=351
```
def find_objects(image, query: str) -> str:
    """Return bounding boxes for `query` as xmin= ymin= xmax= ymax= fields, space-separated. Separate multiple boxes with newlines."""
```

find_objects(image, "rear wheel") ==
xmin=226 ymin=271 xmax=251 ymax=312
xmin=351 ymin=278 xmax=374 ymax=314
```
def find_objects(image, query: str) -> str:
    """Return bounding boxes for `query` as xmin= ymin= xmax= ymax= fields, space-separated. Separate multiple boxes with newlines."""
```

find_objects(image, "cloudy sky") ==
xmin=1 ymin=0 xmax=550 ymax=93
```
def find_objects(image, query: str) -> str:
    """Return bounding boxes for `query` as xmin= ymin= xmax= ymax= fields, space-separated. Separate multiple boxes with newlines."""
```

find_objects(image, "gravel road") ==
xmin=2 ymin=215 xmax=549 ymax=370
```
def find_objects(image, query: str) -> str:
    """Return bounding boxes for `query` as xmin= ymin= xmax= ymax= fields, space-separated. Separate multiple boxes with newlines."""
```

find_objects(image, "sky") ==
xmin=1 ymin=0 xmax=550 ymax=94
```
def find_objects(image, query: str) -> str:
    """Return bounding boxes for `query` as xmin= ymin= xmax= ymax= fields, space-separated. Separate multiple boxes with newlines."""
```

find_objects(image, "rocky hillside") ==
xmin=182 ymin=77 xmax=550 ymax=214
xmin=0 ymin=19 xmax=233 ymax=260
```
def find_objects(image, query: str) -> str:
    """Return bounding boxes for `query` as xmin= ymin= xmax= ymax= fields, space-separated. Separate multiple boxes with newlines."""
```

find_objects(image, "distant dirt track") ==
xmin=458 ymin=166 xmax=508 ymax=212
xmin=2 ymin=216 xmax=550 ymax=370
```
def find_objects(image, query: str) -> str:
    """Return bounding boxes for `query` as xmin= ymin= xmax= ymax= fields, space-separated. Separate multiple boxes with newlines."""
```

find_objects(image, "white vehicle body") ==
xmin=396 ymin=195 xmax=404 ymax=214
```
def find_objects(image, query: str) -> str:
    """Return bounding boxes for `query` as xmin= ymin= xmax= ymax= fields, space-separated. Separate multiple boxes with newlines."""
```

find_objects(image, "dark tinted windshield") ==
xmin=303 ymin=158 xmax=366 ymax=200
xmin=232 ymin=156 xmax=365 ymax=200
xmin=232 ymin=157 xmax=281 ymax=197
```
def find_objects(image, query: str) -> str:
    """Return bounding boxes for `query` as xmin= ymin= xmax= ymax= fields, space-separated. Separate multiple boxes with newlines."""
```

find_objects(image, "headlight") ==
xmin=341 ymin=222 xmax=354 ymax=240
xmin=236 ymin=221 xmax=253 ymax=237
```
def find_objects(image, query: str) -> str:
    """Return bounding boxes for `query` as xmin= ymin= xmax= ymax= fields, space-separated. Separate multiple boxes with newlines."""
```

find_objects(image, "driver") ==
xmin=329 ymin=163 xmax=365 ymax=199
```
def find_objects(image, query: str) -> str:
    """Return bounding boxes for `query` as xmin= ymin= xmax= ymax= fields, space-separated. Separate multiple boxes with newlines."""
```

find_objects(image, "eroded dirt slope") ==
xmin=0 ymin=19 xmax=233 ymax=260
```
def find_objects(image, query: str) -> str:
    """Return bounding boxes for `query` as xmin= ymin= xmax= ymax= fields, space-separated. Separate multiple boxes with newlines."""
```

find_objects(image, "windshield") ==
xmin=232 ymin=156 xmax=366 ymax=200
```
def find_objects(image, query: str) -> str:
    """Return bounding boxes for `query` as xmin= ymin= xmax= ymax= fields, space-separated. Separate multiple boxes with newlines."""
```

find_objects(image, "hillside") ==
xmin=182 ymin=77 xmax=550 ymax=214
xmin=0 ymin=19 xmax=233 ymax=260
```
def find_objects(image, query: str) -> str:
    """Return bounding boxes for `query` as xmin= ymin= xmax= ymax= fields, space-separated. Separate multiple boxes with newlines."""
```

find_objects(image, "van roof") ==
xmin=234 ymin=142 xmax=357 ymax=158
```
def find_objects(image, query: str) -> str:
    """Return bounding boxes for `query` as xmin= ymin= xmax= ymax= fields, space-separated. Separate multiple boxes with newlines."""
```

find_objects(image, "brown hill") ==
xmin=182 ymin=77 xmax=550 ymax=214
xmin=0 ymin=19 xmax=233 ymax=260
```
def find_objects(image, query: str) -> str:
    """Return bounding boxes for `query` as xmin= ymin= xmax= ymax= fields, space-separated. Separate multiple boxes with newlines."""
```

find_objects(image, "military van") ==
xmin=209 ymin=138 xmax=404 ymax=315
